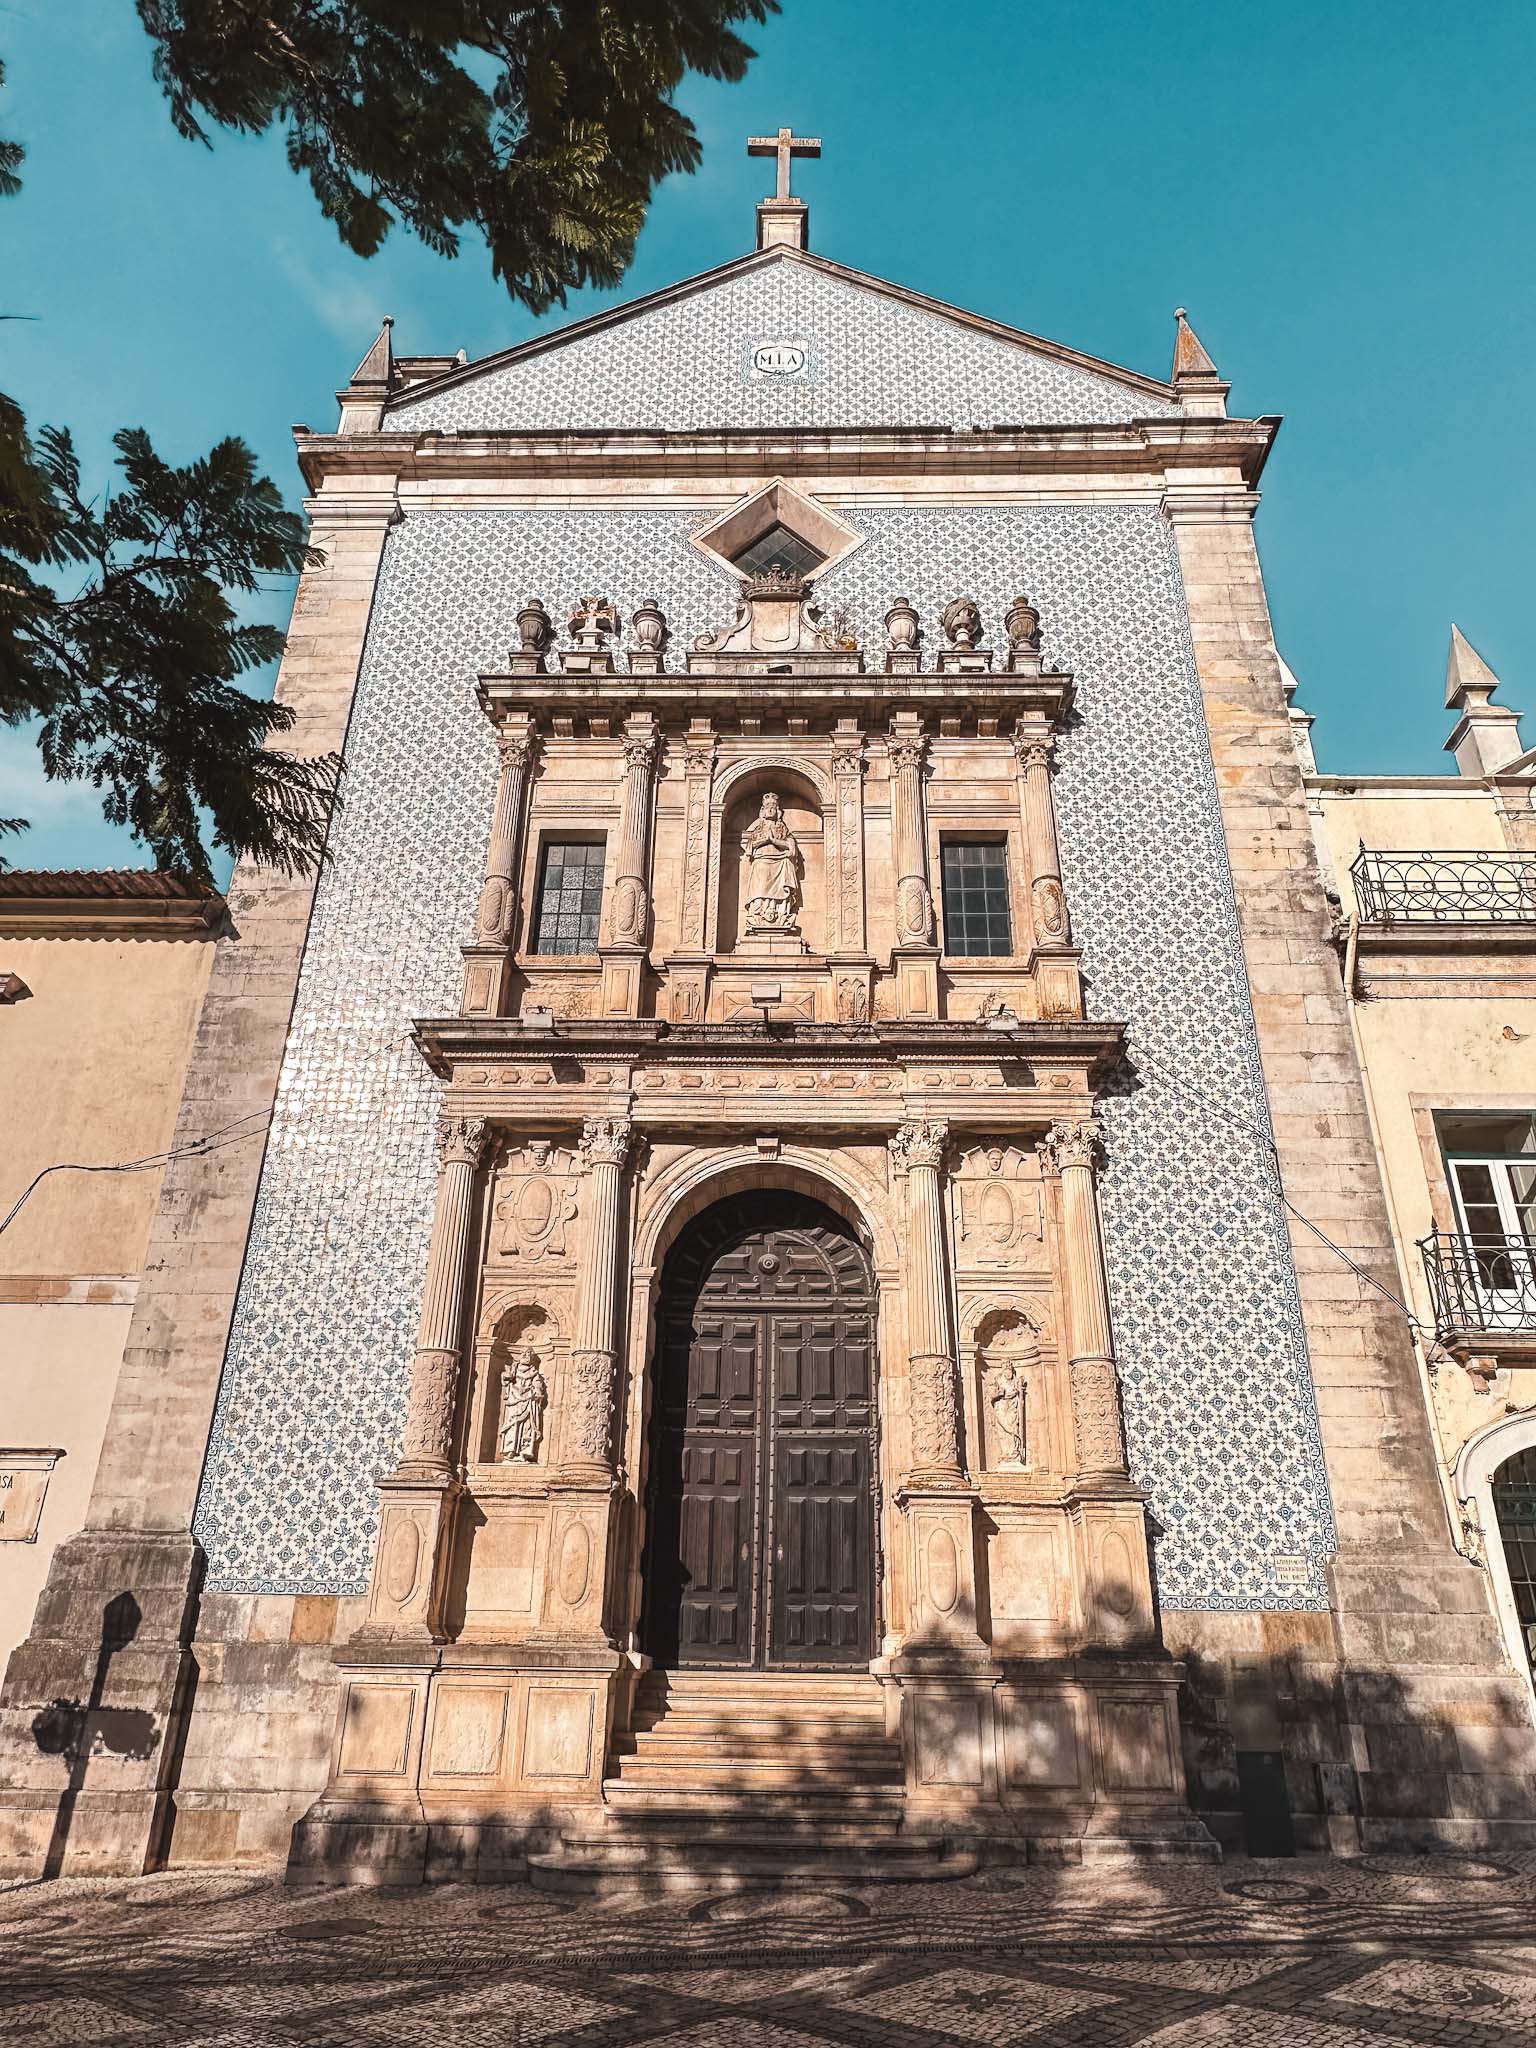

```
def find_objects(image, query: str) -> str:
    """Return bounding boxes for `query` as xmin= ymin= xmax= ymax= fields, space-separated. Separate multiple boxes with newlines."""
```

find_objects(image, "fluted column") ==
xmin=396 ymin=1115 xmax=490 ymax=1476
xmin=462 ymin=718 xmax=538 ymax=1016
xmin=562 ymin=1117 xmax=633 ymax=1482
xmin=888 ymin=725 xmax=936 ymax=948
xmin=1014 ymin=725 xmax=1071 ymax=950
xmin=891 ymin=1119 xmax=964 ymax=1486
xmin=608 ymin=720 xmax=658 ymax=951
xmin=1042 ymin=1119 xmax=1130 ymax=1481
xmin=601 ymin=717 xmax=658 ymax=1017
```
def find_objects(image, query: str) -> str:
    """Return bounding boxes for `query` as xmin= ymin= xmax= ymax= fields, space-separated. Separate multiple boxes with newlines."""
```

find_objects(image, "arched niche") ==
xmin=1457 ymin=1410 xmax=1536 ymax=1716
xmin=959 ymin=1296 xmax=1063 ymax=1476
xmin=707 ymin=761 xmax=830 ymax=956
xmin=470 ymin=1299 xmax=561 ymax=1466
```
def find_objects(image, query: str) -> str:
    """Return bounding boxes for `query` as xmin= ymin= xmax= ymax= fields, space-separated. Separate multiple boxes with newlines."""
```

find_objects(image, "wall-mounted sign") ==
xmin=752 ymin=341 xmax=807 ymax=376
xmin=743 ymin=335 xmax=816 ymax=382
xmin=0 ymin=1449 xmax=64 ymax=1543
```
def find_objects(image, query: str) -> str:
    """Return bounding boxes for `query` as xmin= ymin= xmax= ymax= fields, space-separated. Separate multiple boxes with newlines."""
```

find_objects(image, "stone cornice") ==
xmin=294 ymin=418 xmax=1280 ymax=495
xmin=0 ymin=873 xmax=225 ymax=938
xmin=412 ymin=1013 xmax=1126 ymax=1081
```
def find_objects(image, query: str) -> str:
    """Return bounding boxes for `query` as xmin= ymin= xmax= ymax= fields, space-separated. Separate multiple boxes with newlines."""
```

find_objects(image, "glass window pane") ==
xmin=731 ymin=523 xmax=827 ymax=580
xmin=940 ymin=840 xmax=1012 ymax=957
xmin=534 ymin=840 xmax=604 ymax=954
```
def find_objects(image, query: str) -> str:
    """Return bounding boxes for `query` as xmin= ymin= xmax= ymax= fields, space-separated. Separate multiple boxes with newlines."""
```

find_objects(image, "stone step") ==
xmin=603 ymin=1781 xmax=906 ymax=1819
xmin=617 ymin=1731 xmax=899 ymax=1765
xmin=614 ymin=1762 xmax=901 ymax=1792
xmin=628 ymin=1712 xmax=887 ymax=1741
xmin=528 ymin=1830 xmax=978 ymax=1897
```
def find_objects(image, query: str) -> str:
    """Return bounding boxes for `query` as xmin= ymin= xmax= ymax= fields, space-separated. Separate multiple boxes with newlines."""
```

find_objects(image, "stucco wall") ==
xmin=0 ymin=929 xmax=214 ymax=1667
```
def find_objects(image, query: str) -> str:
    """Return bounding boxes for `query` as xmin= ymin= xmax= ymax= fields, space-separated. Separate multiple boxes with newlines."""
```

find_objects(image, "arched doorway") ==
xmin=642 ymin=1191 xmax=878 ymax=1670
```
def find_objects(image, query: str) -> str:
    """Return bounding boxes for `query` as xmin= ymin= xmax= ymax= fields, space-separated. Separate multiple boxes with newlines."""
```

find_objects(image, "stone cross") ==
xmin=747 ymin=127 xmax=821 ymax=201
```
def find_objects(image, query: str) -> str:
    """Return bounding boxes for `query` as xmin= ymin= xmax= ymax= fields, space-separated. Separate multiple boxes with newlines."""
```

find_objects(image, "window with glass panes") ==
xmin=940 ymin=840 xmax=1013 ymax=957
xmin=1439 ymin=1111 xmax=1536 ymax=1294
xmin=533 ymin=840 xmax=605 ymax=954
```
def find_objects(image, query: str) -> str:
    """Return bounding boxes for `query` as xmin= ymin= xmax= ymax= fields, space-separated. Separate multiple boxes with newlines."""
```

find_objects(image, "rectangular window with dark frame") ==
xmin=533 ymin=839 xmax=606 ymax=955
xmin=940 ymin=839 xmax=1013 ymax=957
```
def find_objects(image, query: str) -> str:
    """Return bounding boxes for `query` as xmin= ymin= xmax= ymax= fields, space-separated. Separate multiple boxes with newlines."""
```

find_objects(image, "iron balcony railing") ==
xmin=1420 ymin=1230 xmax=1536 ymax=1341
xmin=1351 ymin=847 xmax=1536 ymax=925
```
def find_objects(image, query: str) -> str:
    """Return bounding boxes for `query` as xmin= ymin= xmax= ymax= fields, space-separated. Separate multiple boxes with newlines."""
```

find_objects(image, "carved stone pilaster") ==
xmin=888 ymin=729 xmax=936 ymax=949
xmin=893 ymin=1119 xmax=964 ymax=1486
xmin=1014 ymin=725 xmax=1072 ymax=951
xmin=562 ymin=1117 xmax=634 ymax=1481
xmin=463 ymin=724 xmax=538 ymax=1015
xmin=399 ymin=1348 xmax=460 ymax=1466
xmin=1041 ymin=1119 xmax=1130 ymax=1482
xmin=830 ymin=730 xmax=867 ymax=954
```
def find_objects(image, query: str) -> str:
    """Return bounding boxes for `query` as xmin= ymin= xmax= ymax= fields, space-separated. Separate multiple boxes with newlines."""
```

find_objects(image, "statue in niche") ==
xmin=497 ymin=1347 xmax=548 ymax=1463
xmin=988 ymin=1360 xmax=1028 ymax=1468
xmin=741 ymin=793 xmax=801 ymax=933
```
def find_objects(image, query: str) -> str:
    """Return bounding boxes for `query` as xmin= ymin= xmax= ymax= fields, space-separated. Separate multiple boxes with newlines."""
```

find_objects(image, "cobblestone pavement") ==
xmin=4 ymin=1854 xmax=1536 ymax=2045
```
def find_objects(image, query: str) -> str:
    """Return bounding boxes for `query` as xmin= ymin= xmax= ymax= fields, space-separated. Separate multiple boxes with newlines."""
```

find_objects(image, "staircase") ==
xmin=528 ymin=1670 xmax=978 ymax=1893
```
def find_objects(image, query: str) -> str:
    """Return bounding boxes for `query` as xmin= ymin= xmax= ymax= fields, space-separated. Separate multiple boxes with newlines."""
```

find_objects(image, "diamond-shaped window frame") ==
xmin=690 ymin=477 xmax=865 ymax=586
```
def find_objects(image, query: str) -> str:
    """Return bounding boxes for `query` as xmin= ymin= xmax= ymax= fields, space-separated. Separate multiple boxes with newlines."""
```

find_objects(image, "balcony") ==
xmin=1351 ymin=847 xmax=1536 ymax=926
xmin=1420 ymin=1230 xmax=1536 ymax=1346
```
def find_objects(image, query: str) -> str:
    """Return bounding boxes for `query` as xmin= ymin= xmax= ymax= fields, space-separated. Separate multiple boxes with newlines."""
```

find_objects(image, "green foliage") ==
xmin=1 ymin=4 xmax=772 ymax=876
xmin=134 ymin=0 xmax=777 ymax=310
xmin=0 ymin=408 xmax=342 ymax=883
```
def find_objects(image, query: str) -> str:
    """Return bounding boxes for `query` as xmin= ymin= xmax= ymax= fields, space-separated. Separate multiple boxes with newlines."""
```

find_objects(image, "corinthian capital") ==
xmin=496 ymin=728 xmax=537 ymax=774
xmin=621 ymin=733 xmax=657 ymax=773
xmin=579 ymin=1116 xmax=634 ymax=1170
xmin=436 ymin=1115 xmax=490 ymax=1171
xmin=889 ymin=1119 xmax=949 ymax=1175
xmin=1012 ymin=733 xmax=1054 ymax=773
xmin=887 ymin=735 xmax=928 ymax=775
xmin=1041 ymin=1118 xmax=1103 ymax=1175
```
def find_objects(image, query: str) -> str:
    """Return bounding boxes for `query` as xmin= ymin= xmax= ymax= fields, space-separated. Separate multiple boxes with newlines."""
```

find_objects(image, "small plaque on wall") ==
xmin=0 ymin=1449 xmax=64 ymax=1543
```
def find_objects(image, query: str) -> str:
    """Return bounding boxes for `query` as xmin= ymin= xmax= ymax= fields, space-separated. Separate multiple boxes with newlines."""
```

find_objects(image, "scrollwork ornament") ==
xmin=909 ymin=1351 xmax=961 ymax=1473
xmin=568 ymin=1348 xmax=616 ymax=1466
xmin=436 ymin=1115 xmax=490 ymax=1172
xmin=1042 ymin=1118 xmax=1103 ymax=1176
xmin=1070 ymin=1356 xmax=1127 ymax=1472
xmin=400 ymin=1346 xmax=459 ymax=1465
xmin=579 ymin=1117 xmax=633 ymax=1171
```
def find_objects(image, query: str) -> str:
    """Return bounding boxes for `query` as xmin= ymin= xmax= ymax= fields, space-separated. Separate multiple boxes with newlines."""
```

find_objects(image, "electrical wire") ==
xmin=0 ymin=1111 xmax=273 ymax=1240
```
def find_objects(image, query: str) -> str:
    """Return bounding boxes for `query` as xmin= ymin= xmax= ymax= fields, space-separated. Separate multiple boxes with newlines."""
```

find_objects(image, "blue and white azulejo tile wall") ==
xmin=192 ymin=503 xmax=1335 ymax=1610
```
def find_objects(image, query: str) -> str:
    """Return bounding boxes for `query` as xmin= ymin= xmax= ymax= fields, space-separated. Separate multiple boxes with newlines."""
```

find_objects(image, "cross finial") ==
xmin=747 ymin=126 xmax=821 ymax=201
xmin=746 ymin=127 xmax=821 ymax=249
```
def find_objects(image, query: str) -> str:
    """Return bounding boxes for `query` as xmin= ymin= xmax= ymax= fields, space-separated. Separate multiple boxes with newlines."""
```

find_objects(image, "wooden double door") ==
xmin=644 ymin=1193 xmax=878 ymax=1669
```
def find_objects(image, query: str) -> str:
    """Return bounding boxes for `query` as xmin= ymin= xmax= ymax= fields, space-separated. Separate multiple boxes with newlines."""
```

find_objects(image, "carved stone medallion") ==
xmin=493 ymin=1141 xmax=580 ymax=1263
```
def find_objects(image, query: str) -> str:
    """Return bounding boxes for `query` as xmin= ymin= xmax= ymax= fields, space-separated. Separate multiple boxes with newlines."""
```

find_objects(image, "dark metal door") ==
xmin=645 ymin=1194 xmax=876 ymax=1669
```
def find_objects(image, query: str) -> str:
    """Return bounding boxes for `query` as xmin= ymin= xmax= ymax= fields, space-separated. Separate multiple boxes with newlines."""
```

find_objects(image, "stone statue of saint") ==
xmin=988 ymin=1361 xmax=1028 ymax=1467
xmin=498 ymin=1346 xmax=547 ymax=1463
xmin=741 ymin=793 xmax=801 ymax=933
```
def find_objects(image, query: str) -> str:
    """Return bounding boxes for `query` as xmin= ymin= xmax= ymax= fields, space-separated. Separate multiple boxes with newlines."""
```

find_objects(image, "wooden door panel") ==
xmin=675 ymin=1436 xmax=755 ymax=1665
xmin=647 ymin=1201 xmax=877 ymax=1672
xmin=772 ymin=1436 xmax=871 ymax=1666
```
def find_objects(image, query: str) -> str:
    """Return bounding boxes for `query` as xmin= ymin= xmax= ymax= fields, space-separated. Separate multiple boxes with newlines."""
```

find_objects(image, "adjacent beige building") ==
xmin=1299 ymin=630 xmax=1536 ymax=1705
xmin=0 ymin=872 xmax=222 ymax=1672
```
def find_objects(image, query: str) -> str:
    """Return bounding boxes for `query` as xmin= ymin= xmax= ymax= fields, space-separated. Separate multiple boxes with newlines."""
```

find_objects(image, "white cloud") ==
xmin=268 ymin=234 xmax=385 ymax=350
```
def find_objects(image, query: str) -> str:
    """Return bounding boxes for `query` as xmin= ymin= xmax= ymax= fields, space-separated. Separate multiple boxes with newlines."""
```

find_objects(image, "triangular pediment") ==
xmin=387 ymin=247 xmax=1179 ymax=435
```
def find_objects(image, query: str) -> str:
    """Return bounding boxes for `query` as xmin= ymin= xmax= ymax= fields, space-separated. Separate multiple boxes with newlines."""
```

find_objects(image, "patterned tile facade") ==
xmin=386 ymin=255 xmax=1179 ymax=434
xmin=193 ymin=501 xmax=1335 ymax=1609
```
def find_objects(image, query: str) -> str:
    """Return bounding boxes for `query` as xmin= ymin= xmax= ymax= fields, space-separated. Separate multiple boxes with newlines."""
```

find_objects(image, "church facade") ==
xmin=3 ymin=142 xmax=1534 ymax=1880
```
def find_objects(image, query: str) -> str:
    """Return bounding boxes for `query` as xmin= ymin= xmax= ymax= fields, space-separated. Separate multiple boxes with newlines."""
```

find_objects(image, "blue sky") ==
xmin=4 ymin=0 xmax=1534 ymax=875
